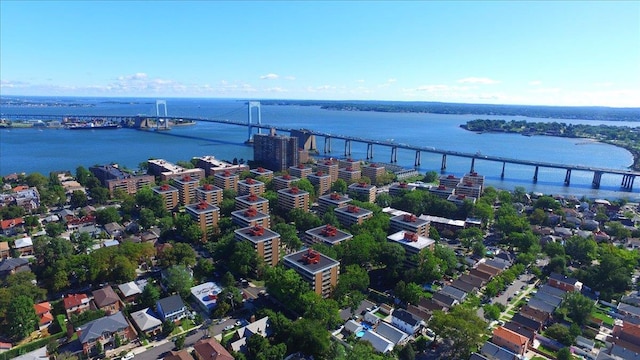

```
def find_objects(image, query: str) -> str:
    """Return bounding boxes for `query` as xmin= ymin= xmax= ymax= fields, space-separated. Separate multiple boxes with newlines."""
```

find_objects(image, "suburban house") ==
xmin=0 ymin=242 xmax=9 ymax=259
xmin=193 ymin=338 xmax=234 ymax=360
xmin=13 ymin=237 xmax=33 ymax=256
xmin=361 ymin=330 xmax=394 ymax=353
xmin=117 ymin=280 xmax=146 ymax=303
xmin=375 ymin=321 xmax=409 ymax=346
xmin=63 ymin=293 xmax=91 ymax=318
xmin=0 ymin=257 xmax=30 ymax=278
xmin=92 ymin=286 xmax=122 ymax=315
xmin=479 ymin=341 xmax=520 ymax=360
xmin=77 ymin=312 xmax=136 ymax=355
xmin=492 ymin=326 xmax=530 ymax=356
xmin=1 ymin=217 xmax=24 ymax=236
xmin=163 ymin=350 xmax=193 ymax=360
xmin=391 ymin=309 xmax=424 ymax=335
xmin=156 ymin=295 xmax=187 ymax=323
xmin=548 ymin=272 xmax=583 ymax=292
xmin=229 ymin=316 xmax=271 ymax=354
xmin=34 ymin=302 xmax=54 ymax=330
xmin=130 ymin=308 xmax=163 ymax=337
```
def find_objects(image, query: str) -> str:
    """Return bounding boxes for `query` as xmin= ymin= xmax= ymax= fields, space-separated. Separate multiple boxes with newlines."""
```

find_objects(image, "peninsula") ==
xmin=461 ymin=119 xmax=640 ymax=171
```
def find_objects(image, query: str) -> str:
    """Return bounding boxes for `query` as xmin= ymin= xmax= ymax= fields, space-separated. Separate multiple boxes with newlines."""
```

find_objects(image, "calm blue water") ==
xmin=1 ymin=97 xmax=639 ymax=200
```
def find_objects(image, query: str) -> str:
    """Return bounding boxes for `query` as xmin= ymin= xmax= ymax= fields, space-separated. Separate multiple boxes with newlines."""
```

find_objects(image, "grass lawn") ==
xmin=170 ymin=319 xmax=196 ymax=335
xmin=591 ymin=310 xmax=615 ymax=327
xmin=537 ymin=345 xmax=558 ymax=358
xmin=374 ymin=311 xmax=386 ymax=319
xmin=507 ymin=310 xmax=516 ymax=316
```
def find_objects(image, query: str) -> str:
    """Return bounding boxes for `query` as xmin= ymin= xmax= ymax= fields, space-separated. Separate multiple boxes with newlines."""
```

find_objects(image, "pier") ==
xmin=2 ymin=112 xmax=638 ymax=191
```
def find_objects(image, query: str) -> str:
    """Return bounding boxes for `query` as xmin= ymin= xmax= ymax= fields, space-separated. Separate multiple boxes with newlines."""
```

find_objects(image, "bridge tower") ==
xmin=247 ymin=101 xmax=262 ymax=143
xmin=156 ymin=100 xmax=169 ymax=130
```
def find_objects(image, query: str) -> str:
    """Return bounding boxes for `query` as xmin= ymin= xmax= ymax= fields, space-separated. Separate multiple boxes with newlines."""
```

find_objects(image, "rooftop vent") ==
xmin=302 ymin=249 xmax=321 ymax=264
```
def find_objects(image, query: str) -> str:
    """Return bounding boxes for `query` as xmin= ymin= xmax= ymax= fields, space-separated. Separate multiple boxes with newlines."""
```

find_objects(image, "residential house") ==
xmin=163 ymin=350 xmax=193 ymax=360
xmin=130 ymin=308 xmax=163 ymax=337
xmin=0 ymin=257 xmax=30 ymax=278
xmin=92 ymin=286 xmax=122 ymax=315
xmin=375 ymin=321 xmax=409 ymax=346
xmin=417 ymin=298 xmax=447 ymax=313
xmin=438 ymin=285 xmax=467 ymax=303
xmin=118 ymin=280 xmax=146 ymax=303
xmin=459 ymin=274 xmax=486 ymax=288
xmin=156 ymin=295 xmax=187 ymax=323
xmin=391 ymin=308 xmax=424 ymax=335
xmin=361 ymin=330 xmax=394 ymax=353
xmin=492 ymin=326 xmax=529 ymax=356
xmin=469 ymin=268 xmax=493 ymax=283
xmin=519 ymin=305 xmax=551 ymax=325
xmin=13 ymin=237 xmax=33 ymax=256
xmin=618 ymin=303 xmax=640 ymax=319
xmin=0 ymin=242 xmax=10 ymax=259
xmin=432 ymin=292 xmax=458 ymax=308
xmin=63 ymin=293 xmax=91 ymax=318
xmin=1 ymin=217 xmax=24 ymax=236
xmin=229 ymin=316 xmax=271 ymax=353
xmin=503 ymin=322 xmax=534 ymax=343
xmin=548 ymin=272 xmax=582 ymax=292
xmin=193 ymin=338 xmax=234 ymax=360
xmin=77 ymin=312 xmax=136 ymax=355
xmin=104 ymin=222 xmax=125 ymax=239
xmin=526 ymin=298 xmax=557 ymax=314
xmin=480 ymin=341 xmax=519 ymax=360
xmin=510 ymin=313 xmax=543 ymax=332
xmin=34 ymin=302 xmax=54 ymax=330
xmin=451 ymin=279 xmax=478 ymax=294
xmin=405 ymin=304 xmax=432 ymax=324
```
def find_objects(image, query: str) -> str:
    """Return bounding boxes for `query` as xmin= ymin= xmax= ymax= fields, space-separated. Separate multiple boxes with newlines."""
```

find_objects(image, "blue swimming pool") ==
xmin=356 ymin=330 xmax=365 ymax=338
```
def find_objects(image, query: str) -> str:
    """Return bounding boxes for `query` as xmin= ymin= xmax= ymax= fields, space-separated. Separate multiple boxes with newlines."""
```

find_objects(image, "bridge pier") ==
xmin=441 ymin=154 xmax=447 ymax=172
xmin=592 ymin=171 xmax=603 ymax=189
xmin=391 ymin=146 xmax=398 ymax=163
xmin=415 ymin=151 xmax=421 ymax=167
xmin=470 ymin=158 xmax=476 ymax=173
xmin=622 ymin=174 xmax=635 ymax=190
xmin=344 ymin=140 xmax=351 ymax=156
xmin=324 ymin=137 xmax=332 ymax=153
xmin=367 ymin=143 xmax=374 ymax=159
xmin=501 ymin=162 xmax=506 ymax=179
xmin=247 ymin=101 xmax=262 ymax=142
xmin=564 ymin=169 xmax=572 ymax=186
xmin=533 ymin=166 xmax=539 ymax=183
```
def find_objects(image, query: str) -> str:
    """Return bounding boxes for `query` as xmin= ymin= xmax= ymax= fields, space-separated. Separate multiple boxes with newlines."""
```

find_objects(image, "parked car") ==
xmin=223 ymin=325 xmax=234 ymax=331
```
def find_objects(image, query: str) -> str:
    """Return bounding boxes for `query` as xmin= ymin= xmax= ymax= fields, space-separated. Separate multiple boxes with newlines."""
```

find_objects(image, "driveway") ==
xmin=493 ymin=273 xmax=534 ymax=306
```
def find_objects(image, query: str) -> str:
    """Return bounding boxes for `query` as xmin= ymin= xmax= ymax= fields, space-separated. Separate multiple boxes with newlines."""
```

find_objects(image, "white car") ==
xmin=122 ymin=352 xmax=134 ymax=360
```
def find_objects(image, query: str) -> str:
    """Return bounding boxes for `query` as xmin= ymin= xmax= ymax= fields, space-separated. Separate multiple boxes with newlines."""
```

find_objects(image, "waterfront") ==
xmin=1 ymin=97 xmax=639 ymax=200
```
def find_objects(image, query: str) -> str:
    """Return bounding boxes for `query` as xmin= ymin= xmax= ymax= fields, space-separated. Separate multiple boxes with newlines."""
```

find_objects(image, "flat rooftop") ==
xmin=235 ymin=226 xmax=280 ymax=243
xmin=390 ymin=214 xmax=429 ymax=227
xmin=231 ymin=209 xmax=270 ymax=222
xmin=236 ymin=194 xmax=269 ymax=204
xmin=186 ymin=202 xmax=220 ymax=214
xmin=387 ymin=230 xmax=435 ymax=251
xmin=334 ymin=205 xmax=373 ymax=218
xmin=306 ymin=225 xmax=353 ymax=245
xmin=284 ymin=249 xmax=340 ymax=274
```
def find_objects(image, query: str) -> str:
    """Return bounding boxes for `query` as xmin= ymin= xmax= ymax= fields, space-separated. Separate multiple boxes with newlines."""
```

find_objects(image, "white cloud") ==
xmin=356 ymin=79 xmax=365 ymax=83
xmin=387 ymin=78 xmax=397 ymax=83
xmin=0 ymin=80 xmax=29 ymax=88
xmin=284 ymin=76 xmax=296 ymax=81
xmin=264 ymin=87 xmax=287 ymax=93
xmin=260 ymin=73 xmax=279 ymax=80
xmin=528 ymin=80 xmax=542 ymax=86
xmin=457 ymin=77 xmax=500 ymax=85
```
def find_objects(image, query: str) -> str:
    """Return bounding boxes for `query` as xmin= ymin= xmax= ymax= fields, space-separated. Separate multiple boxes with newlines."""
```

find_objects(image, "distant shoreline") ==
xmin=460 ymin=121 xmax=640 ymax=172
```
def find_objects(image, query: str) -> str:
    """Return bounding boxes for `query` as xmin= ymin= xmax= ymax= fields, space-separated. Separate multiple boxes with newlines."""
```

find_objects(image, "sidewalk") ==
xmin=124 ymin=324 xmax=204 ymax=358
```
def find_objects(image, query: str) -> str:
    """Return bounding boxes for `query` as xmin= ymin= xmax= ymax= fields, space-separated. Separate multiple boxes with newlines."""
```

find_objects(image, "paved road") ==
xmin=493 ymin=273 xmax=534 ymax=306
xmin=132 ymin=326 xmax=209 ymax=360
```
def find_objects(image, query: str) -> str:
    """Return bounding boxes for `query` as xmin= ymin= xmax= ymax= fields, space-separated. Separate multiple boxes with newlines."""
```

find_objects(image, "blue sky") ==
xmin=1 ymin=1 xmax=639 ymax=107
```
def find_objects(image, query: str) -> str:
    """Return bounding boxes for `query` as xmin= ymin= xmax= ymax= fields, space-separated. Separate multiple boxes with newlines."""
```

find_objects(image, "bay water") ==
xmin=1 ymin=97 xmax=638 ymax=200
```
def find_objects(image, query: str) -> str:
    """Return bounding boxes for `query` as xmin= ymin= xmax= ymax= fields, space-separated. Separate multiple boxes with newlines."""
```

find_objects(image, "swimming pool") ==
xmin=356 ymin=330 xmax=365 ymax=338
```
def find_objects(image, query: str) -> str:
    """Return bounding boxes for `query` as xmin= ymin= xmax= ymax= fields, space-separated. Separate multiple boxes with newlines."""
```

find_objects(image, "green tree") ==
xmin=398 ymin=343 xmax=416 ymax=360
xmin=424 ymin=171 xmax=438 ymax=183
xmin=95 ymin=207 xmax=122 ymax=225
xmin=272 ymin=222 xmax=302 ymax=252
xmin=330 ymin=179 xmax=348 ymax=194
xmin=75 ymin=166 xmax=91 ymax=186
xmin=45 ymin=222 xmax=65 ymax=237
xmin=7 ymin=295 xmax=38 ymax=340
xmin=395 ymin=281 xmax=423 ymax=305
xmin=165 ymin=265 xmax=193 ymax=298
xmin=545 ymin=323 xmax=575 ymax=346
xmin=565 ymin=235 xmax=597 ymax=264
xmin=139 ymin=283 xmax=161 ymax=309
xmin=544 ymin=241 xmax=565 ymax=258
xmin=287 ymin=319 xmax=330 ymax=359
xmin=557 ymin=347 xmax=572 ymax=360
xmin=483 ymin=304 xmax=502 ymax=321
xmin=429 ymin=307 xmax=486 ymax=359
xmin=90 ymin=186 xmax=110 ymax=204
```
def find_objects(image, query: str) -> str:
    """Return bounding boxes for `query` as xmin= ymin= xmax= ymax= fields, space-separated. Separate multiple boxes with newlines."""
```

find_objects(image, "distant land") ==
xmin=260 ymin=99 xmax=640 ymax=122
xmin=2 ymin=96 xmax=639 ymax=122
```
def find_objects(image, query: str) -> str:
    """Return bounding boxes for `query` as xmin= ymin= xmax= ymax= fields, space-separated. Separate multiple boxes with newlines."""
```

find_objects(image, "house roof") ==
xmin=439 ymin=285 xmax=467 ymax=301
xmin=520 ymin=305 xmax=550 ymax=323
xmin=417 ymin=298 xmax=446 ymax=312
xmin=163 ymin=350 xmax=193 ymax=360
xmin=480 ymin=341 xmax=518 ymax=360
xmin=538 ymin=284 xmax=567 ymax=299
xmin=92 ymin=286 xmax=120 ymax=308
xmin=14 ymin=237 xmax=33 ymax=249
xmin=1 ymin=217 xmax=24 ymax=230
xmin=0 ymin=242 xmax=9 ymax=251
xmin=344 ymin=320 xmax=362 ymax=334
xmin=476 ymin=263 xmax=501 ymax=276
xmin=469 ymin=268 xmax=493 ymax=281
xmin=0 ymin=257 xmax=30 ymax=272
xmin=511 ymin=313 xmax=542 ymax=331
xmin=118 ymin=281 xmax=143 ymax=298
xmin=63 ymin=293 xmax=89 ymax=309
xmin=432 ymin=292 xmax=457 ymax=307
xmin=193 ymin=338 xmax=234 ymax=360
xmin=493 ymin=326 xmax=529 ymax=348
xmin=375 ymin=321 xmax=408 ymax=345
xmin=451 ymin=279 xmax=478 ymax=293
xmin=130 ymin=308 xmax=162 ymax=332
xmin=526 ymin=298 xmax=556 ymax=314
xmin=406 ymin=305 xmax=432 ymax=323
xmin=533 ymin=291 xmax=562 ymax=308
xmin=78 ymin=312 xmax=130 ymax=344
xmin=459 ymin=274 xmax=485 ymax=288
xmin=469 ymin=353 xmax=490 ymax=360
xmin=392 ymin=308 xmax=422 ymax=327
xmin=157 ymin=294 xmax=186 ymax=314
xmin=618 ymin=303 xmax=640 ymax=317
xmin=503 ymin=321 xmax=534 ymax=341
xmin=34 ymin=302 xmax=52 ymax=316
xmin=549 ymin=272 xmax=579 ymax=286
xmin=362 ymin=329 xmax=394 ymax=353
xmin=484 ymin=259 xmax=509 ymax=270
